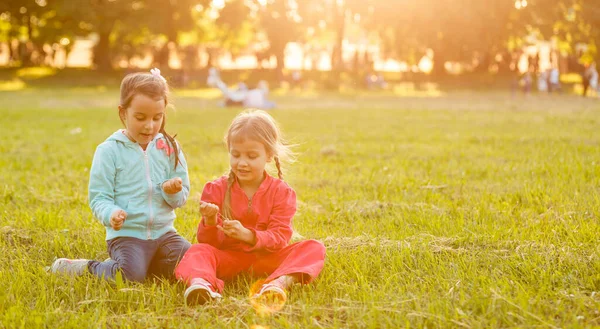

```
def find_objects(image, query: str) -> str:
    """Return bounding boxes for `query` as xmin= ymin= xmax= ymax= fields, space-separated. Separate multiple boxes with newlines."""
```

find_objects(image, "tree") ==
xmin=517 ymin=0 xmax=600 ymax=68
xmin=189 ymin=0 xmax=253 ymax=68
xmin=254 ymin=0 xmax=302 ymax=77
xmin=0 ymin=0 xmax=90 ymax=66
xmin=143 ymin=0 xmax=211 ymax=68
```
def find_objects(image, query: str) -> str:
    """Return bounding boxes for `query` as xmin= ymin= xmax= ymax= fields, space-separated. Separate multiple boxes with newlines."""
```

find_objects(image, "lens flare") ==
xmin=249 ymin=279 xmax=287 ymax=316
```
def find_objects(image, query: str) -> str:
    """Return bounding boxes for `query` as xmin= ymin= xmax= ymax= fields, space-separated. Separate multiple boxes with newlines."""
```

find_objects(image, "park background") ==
xmin=1 ymin=0 xmax=600 ymax=328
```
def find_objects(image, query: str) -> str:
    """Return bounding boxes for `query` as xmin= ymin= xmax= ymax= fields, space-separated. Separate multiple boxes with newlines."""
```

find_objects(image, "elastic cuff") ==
xmin=202 ymin=216 xmax=220 ymax=227
xmin=244 ymin=228 xmax=260 ymax=251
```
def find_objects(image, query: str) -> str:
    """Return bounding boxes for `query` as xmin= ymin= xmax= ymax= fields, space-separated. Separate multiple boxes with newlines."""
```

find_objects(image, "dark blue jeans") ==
xmin=88 ymin=231 xmax=190 ymax=282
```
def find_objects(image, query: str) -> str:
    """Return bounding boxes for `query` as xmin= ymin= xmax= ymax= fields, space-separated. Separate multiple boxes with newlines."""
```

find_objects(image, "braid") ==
xmin=274 ymin=156 xmax=283 ymax=180
xmin=222 ymin=169 xmax=236 ymax=221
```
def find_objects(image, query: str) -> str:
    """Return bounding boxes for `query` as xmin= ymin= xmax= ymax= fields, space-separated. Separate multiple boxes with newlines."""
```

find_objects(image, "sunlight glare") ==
xmin=515 ymin=0 xmax=527 ymax=9
xmin=418 ymin=56 xmax=433 ymax=73
xmin=212 ymin=0 xmax=225 ymax=9
xmin=249 ymin=280 xmax=287 ymax=316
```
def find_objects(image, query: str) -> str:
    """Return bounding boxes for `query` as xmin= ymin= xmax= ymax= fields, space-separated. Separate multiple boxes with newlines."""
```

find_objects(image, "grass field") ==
xmin=1 ymin=87 xmax=600 ymax=328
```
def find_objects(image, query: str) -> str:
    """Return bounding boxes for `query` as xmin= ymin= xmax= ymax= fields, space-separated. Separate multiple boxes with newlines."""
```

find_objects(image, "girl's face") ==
xmin=119 ymin=94 xmax=165 ymax=148
xmin=229 ymin=138 xmax=272 ymax=188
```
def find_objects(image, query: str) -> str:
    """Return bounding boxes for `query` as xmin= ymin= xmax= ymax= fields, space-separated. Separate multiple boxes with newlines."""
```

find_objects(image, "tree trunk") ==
xmin=8 ymin=39 xmax=15 ymax=63
xmin=156 ymin=2 xmax=177 ymax=69
xmin=329 ymin=1 xmax=346 ymax=88
xmin=156 ymin=35 xmax=177 ymax=69
xmin=206 ymin=48 xmax=215 ymax=69
xmin=274 ymin=47 xmax=285 ymax=85
xmin=431 ymin=46 xmax=447 ymax=76
xmin=21 ymin=14 xmax=34 ymax=67
xmin=94 ymin=30 xmax=112 ymax=71
xmin=474 ymin=51 xmax=492 ymax=73
xmin=332 ymin=3 xmax=345 ymax=71
xmin=156 ymin=43 xmax=170 ymax=68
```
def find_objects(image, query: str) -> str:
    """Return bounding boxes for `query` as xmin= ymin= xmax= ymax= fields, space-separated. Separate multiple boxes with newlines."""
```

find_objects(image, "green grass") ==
xmin=1 ymin=88 xmax=600 ymax=328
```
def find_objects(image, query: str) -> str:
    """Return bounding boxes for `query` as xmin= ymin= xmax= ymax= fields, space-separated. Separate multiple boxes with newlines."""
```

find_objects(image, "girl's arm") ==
xmin=244 ymin=186 xmax=296 ymax=253
xmin=196 ymin=181 xmax=226 ymax=247
xmin=160 ymin=145 xmax=190 ymax=209
xmin=88 ymin=144 xmax=122 ymax=226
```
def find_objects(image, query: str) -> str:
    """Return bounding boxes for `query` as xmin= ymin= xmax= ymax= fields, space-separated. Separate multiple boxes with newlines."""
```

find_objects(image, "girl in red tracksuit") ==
xmin=175 ymin=109 xmax=326 ymax=306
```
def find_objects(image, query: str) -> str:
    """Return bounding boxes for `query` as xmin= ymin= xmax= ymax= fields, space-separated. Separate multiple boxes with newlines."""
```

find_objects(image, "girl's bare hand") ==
xmin=110 ymin=209 xmax=127 ymax=231
xmin=200 ymin=201 xmax=219 ymax=226
xmin=162 ymin=177 xmax=183 ymax=194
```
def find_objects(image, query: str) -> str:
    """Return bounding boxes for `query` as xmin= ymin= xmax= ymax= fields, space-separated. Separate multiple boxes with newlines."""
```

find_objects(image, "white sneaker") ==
xmin=184 ymin=278 xmax=222 ymax=305
xmin=50 ymin=258 xmax=90 ymax=276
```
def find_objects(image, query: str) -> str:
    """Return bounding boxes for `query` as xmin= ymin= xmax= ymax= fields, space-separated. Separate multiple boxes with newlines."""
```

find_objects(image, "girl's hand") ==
xmin=162 ymin=177 xmax=183 ymax=194
xmin=110 ymin=209 xmax=127 ymax=231
xmin=218 ymin=220 xmax=256 ymax=245
xmin=200 ymin=201 xmax=219 ymax=226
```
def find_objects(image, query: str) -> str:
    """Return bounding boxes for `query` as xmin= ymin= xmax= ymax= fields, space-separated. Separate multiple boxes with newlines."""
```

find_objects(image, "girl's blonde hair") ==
xmin=118 ymin=72 xmax=181 ymax=169
xmin=222 ymin=109 xmax=294 ymax=221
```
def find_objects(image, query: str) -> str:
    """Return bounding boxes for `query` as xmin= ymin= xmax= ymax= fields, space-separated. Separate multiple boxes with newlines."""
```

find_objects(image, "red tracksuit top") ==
xmin=197 ymin=173 xmax=296 ymax=253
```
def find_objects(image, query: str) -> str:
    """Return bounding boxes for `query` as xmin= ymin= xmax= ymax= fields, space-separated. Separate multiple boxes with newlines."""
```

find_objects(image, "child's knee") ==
xmin=301 ymin=239 xmax=326 ymax=257
xmin=163 ymin=238 xmax=191 ymax=262
xmin=116 ymin=263 xmax=148 ymax=282
xmin=188 ymin=243 xmax=217 ymax=254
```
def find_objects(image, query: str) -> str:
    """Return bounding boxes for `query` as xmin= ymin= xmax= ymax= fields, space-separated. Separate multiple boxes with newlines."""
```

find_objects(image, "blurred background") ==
xmin=0 ymin=0 xmax=598 ymax=92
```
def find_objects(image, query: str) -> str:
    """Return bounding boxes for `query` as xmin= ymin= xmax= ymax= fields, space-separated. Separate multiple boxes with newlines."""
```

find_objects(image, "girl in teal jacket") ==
xmin=51 ymin=69 xmax=191 ymax=282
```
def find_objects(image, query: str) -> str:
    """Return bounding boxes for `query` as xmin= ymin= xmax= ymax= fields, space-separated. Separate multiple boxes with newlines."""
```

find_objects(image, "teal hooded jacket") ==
xmin=88 ymin=130 xmax=190 ymax=240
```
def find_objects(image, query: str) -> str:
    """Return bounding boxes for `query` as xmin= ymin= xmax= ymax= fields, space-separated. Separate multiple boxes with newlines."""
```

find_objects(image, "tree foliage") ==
xmin=0 ymin=0 xmax=598 ymax=73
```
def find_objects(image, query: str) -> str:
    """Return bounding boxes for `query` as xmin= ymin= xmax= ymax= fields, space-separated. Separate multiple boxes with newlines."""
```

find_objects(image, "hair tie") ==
xmin=150 ymin=68 xmax=167 ymax=83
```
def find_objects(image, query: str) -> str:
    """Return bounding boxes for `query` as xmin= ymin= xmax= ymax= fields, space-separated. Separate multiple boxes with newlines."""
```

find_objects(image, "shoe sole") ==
xmin=184 ymin=286 xmax=222 ymax=306
xmin=254 ymin=290 xmax=286 ymax=304
xmin=254 ymin=285 xmax=286 ymax=300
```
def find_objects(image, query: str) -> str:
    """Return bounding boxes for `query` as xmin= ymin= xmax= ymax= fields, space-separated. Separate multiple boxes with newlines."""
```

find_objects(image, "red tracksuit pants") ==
xmin=174 ymin=239 xmax=326 ymax=293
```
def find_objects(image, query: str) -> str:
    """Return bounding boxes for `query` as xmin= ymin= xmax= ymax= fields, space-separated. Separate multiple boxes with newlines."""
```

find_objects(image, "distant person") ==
xmin=290 ymin=70 xmax=303 ymax=89
xmin=589 ymin=62 xmax=598 ymax=94
xmin=207 ymin=68 xmax=276 ymax=109
xmin=548 ymin=67 xmax=561 ymax=93
xmin=222 ymin=82 xmax=248 ymax=107
xmin=376 ymin=73 xmax=388 ymax=89
xmin=175 ymin=110 xmax=326 ymax=308
xmin=537 ymin=70 xmax=548 ymax=93
xmin=50 ymin=69 xmax=191 ymax=282
xmin=582 ymin=63 xmax=598 ymax=97
xmin=365 ymin=71 xmax=387 ymax=90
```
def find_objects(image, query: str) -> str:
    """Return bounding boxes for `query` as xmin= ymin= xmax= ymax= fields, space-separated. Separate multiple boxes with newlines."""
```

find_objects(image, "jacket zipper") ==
xmin=142 ymin=147 xmax=154 ymax=239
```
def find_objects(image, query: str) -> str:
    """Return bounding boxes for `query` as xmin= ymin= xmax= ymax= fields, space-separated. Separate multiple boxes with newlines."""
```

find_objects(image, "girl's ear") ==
xmin=118 ymin=105 xmax=126 ymax=122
